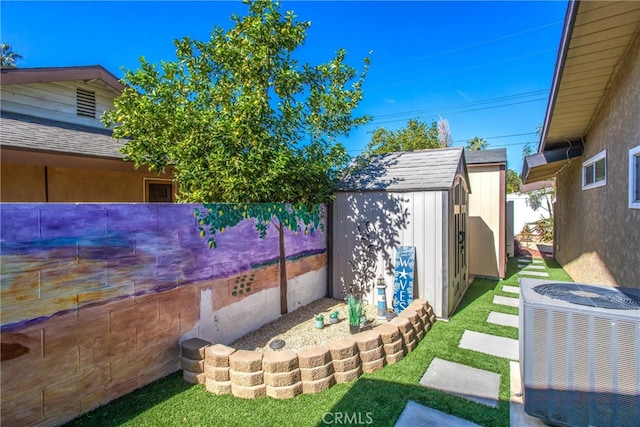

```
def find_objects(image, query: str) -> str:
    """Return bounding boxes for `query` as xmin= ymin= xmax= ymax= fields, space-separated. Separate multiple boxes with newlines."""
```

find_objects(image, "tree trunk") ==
xmin=278 ymin=222 xmax=288 ymax=314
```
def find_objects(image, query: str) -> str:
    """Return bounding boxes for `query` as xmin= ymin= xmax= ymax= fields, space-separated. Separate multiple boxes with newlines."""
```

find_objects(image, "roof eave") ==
xmin=537 ymin=0 xmax=581 ymax=154
xmin=0 ymin=65 xmax=125 ymax=93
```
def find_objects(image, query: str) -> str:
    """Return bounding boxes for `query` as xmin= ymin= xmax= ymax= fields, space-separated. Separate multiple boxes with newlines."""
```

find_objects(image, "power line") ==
xmin=371 ymin=21 xmax=563 ymax=72
xmin=368 ymin=89 xmax=549 ymax=121
xmin=367 ymin=49 xmax=556 ymax=92
xmin=345 ymin=138 xmax=538 ymax=154
xmin=365 ymin=97 xmax=547 ymax=126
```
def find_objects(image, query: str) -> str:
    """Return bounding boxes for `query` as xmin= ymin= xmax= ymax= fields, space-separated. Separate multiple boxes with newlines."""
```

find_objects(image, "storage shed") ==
xmin=332 ymin=147 xmax=470 ymax=319
xmin=466 ymin=148 xmax=507 ymax=279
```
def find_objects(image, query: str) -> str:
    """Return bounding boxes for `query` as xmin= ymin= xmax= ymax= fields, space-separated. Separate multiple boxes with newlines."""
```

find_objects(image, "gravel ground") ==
xmin=230 ymin=298 xmax=382 ymax=353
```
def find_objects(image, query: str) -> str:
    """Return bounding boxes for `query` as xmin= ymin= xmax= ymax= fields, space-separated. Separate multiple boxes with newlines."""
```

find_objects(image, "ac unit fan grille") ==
xmin=533 ymin=283 xmax=640 ymax=310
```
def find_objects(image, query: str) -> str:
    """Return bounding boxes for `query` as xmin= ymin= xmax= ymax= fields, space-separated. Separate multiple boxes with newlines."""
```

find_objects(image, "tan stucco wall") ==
xmin=1 ymin=158 xmax=173 ymax=203
xmin=554 ymin=33 xmax=640 ymax=288
xmin=0 ymin=163 xmax=46 ymax=201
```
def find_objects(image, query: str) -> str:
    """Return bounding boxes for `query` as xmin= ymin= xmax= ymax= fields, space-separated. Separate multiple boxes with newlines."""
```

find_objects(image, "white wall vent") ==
xmin=76 ymin=88 xmax=96 ymax=118
xmin=520 ymin=278 xmax=640 ymax=427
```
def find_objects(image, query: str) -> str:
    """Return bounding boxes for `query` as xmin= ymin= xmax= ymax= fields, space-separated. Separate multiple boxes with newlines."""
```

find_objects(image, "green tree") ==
xmin=363 ymin=118 xmax=442 ymax=155
xmin=466 ymin=136 xmax=488 ymax=151
xmin=506 ymin=169 xmax=521 ymax=194
xmin=103 ymin=0 xmax=370 ymax=314
xmin=1 ymin=43 xmax=22 ymax=69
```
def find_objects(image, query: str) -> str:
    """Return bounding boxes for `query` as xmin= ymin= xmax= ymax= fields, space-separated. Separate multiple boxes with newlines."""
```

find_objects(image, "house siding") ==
xmin=555 ymin=32 xmax=640 ymax=287
xmin=1 ymin=81 xmax=116 ymax=130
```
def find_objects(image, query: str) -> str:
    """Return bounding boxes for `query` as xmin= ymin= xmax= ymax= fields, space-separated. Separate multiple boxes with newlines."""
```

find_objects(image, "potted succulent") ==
xmin=329 ymin=311 xmax=340 ymax=324
xmin=314 ymin=314 xmax=325 ymax=329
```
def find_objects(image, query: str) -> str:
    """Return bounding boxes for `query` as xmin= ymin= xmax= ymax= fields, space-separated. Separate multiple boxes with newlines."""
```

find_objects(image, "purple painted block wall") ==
xmin=0 ymin=203 xmax=327 ymax=331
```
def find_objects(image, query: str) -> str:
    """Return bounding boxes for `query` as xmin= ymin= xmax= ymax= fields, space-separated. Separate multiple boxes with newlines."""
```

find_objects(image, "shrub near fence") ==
xmin=0 ymin=203 xmax=327 ymax=427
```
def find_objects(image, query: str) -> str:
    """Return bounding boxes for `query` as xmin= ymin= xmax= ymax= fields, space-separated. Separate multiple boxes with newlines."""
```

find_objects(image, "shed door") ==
xmin=450 ymin=178 xmax=468 ymax=314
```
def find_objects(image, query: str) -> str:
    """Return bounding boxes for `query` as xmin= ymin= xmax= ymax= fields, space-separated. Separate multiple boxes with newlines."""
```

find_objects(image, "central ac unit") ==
xmin=520 ymin=278 xmax=640 ymax=427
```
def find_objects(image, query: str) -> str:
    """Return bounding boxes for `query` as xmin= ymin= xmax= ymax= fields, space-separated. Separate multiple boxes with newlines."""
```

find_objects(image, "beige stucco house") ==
xmin=0 ymin=66 xmax=175 ymax=202
xmin=523 ymin=1 xmax=640 ymax=287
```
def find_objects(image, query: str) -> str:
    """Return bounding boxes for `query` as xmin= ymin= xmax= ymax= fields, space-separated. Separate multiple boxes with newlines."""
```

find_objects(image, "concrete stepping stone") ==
xmin=517 ymin=270 xmax=549 ymax=277
xmin=521 ymin=264 xmax=545 ymax=270
xmin=502 ymin=285 xmax=519 ymax=294
xmin=493 ymin=295 xmax=519 ymax=308
xmin=518 ymin=257 xmax=543 ymax=263
xmin=395 ymin=400 xmax=481 ymax=427
xmin=419 ymin=358 xmax=500 ymax=408
xmin=487 ymin=312 xmax=519 ymax=329
xmin=459 ymin=330 xmax=519 ymax=361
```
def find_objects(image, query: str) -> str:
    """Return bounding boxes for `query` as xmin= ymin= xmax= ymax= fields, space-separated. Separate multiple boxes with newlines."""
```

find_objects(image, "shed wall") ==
xmin=467 ymin=164 xmax=506 ymax=278
xmin=332 ymin=190 xmax=447 ymax=317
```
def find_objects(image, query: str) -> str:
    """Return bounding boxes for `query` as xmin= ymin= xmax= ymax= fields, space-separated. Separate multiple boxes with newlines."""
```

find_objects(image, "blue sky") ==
xmin=1 ymin=1 xmax=568 ymax=172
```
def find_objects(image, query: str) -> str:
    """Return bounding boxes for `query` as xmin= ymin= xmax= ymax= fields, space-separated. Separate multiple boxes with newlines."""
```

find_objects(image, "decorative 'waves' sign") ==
xmin=393 ymin=246 xmax=415 ymax=312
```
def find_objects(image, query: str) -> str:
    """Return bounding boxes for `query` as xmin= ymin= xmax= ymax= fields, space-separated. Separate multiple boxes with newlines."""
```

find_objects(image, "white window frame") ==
xmin=582 ymin=150 xmax=607 ymax=190
xmin=629 ymin=145 xmax=640 ymax=209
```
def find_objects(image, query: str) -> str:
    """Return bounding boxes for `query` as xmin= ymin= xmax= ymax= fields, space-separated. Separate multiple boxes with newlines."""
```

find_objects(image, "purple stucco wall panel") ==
xmin=39 ymin=205 xmax=108 ymax=238
xmin=0 ymin=204 xmax=40 ymax=241
xmin=107 ymin=205 xmax=159 ymax=233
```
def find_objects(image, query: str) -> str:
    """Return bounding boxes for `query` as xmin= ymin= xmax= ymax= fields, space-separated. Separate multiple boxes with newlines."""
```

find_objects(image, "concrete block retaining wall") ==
xmin=182 ymin=299 xmax=437 ymax=398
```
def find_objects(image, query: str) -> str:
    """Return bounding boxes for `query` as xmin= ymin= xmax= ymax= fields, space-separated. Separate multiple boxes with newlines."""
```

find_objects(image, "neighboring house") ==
xmin=332 ymin=147 xmax=470 ymax=319
xmin=466 ymin=148 xmax=507 ymax=279
xmin=522 ymin=1 xmax=640 ymax=286
xmin=0 ymin=66 xmax=174 ymax=202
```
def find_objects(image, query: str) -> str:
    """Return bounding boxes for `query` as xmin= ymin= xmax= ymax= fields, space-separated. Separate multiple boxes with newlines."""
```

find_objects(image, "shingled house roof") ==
xmin=336 ymin=147 xmax=469 ymax=192
xmin=0 ymin=111 xmax=124 ymax=160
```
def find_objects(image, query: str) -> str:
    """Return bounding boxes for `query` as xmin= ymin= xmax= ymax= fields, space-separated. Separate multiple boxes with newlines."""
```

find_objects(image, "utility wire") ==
xmin=365 ymin=97 xmax=547 ymax=126
xmin=371 ymin=21 xmax=563 ymax=72
xmin=369 ymin=89 xmax=549 ymax=121
xmin=367 ymin=49 xmax=556 ymax=92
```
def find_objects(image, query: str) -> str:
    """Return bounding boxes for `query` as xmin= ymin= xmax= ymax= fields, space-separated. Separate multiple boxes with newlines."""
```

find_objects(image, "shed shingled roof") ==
xmin=0 ymin=111 xmax=125 ymax=159
xmin=336 ymin=147 xmax=467 ymax=192
xmin=465 ymin=148 xmax=507 ymax=165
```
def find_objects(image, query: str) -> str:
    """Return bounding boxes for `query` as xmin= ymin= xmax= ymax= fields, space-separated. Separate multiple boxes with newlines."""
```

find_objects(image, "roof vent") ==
xmin=76 ymin=88 xmax=96 ymax=118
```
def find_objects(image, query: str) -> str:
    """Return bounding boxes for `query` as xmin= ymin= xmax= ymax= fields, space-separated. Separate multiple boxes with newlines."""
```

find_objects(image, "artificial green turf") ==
xmin=65 ymin=257 xmax=572 ymax=427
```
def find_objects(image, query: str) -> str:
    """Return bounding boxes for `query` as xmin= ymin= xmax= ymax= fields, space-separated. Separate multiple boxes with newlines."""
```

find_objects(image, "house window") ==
xmin=630 ymin=145 xmax=640 ymax=209
xmin=76 ymin=88 xmax=96 ymax=118
xmin=144 ymin=179 xmax=173 ymax=203
xmin=582 ymin=150 xmax=606 ymax=190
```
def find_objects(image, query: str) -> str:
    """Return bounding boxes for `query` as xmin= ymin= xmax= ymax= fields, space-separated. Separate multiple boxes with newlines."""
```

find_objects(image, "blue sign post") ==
xmin=393 ymin=246 xmax=415 ymax=313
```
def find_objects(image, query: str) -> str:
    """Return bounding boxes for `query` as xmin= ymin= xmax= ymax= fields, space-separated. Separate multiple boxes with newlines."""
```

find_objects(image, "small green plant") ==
xmin=314 ymin=314 xmax=325 ymax=322
xmin=346 ymin=294 xmax=363 ymax=326
xmin=329 ymin=311 xmax=339 ymax=319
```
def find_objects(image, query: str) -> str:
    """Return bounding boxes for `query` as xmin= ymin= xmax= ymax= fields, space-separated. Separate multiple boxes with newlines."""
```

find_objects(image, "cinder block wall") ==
xmin=0 ymin=203 xmax=327 ymax=426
